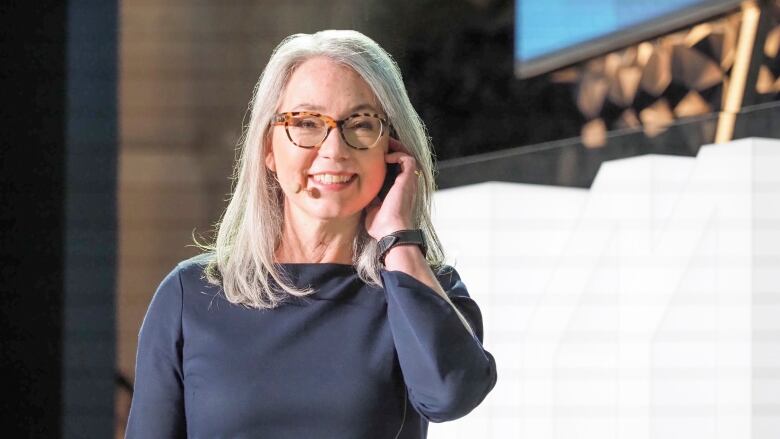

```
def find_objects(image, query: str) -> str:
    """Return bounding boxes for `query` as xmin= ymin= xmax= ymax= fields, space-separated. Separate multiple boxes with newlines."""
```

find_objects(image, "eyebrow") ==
xmin=290 ymin=103 xmax=380 ymax=114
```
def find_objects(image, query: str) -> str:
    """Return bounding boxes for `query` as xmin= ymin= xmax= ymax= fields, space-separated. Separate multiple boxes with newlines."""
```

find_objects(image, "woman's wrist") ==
xmin=381 ymin=239 xmax=447 ymax=298
xmin=376 ymin=229 xmax=426 ymax=266
xmin=370 ymin=221 xmax=414 ymax=241
xmin=382 ymin=242 xmax=425 ymax=269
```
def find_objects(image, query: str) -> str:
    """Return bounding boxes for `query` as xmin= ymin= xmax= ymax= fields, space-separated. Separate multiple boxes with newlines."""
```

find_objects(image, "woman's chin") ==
xmin=301 ymin=205 xmax=364 ymax=224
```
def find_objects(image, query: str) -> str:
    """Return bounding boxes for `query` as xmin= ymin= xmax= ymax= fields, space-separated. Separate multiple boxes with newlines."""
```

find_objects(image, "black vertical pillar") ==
xmin=63 ymin=0 xmax=118 ymax=437
xmin=0 ymin=2 xmax=67 ymax=437
xmin=0 ymin=1 xmax=117 ymax=437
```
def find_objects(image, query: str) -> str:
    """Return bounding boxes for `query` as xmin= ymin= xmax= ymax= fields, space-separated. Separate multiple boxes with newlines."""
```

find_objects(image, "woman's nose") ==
xmin=317 ymin=128 xmax=350 ymax=160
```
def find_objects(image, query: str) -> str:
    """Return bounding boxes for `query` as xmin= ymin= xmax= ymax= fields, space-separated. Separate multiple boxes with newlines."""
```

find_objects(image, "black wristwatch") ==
xmin=377 ymin=229 xmax=427 ymax=265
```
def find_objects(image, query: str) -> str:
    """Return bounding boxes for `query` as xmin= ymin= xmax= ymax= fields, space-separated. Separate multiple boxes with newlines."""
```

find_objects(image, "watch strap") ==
xmin=377 ymin=229 xmax=427 ymax=265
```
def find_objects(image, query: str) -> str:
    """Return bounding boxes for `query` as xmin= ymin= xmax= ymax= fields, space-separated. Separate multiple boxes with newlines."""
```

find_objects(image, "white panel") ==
xmin=429 ymin=138 xmax=780 ymax=439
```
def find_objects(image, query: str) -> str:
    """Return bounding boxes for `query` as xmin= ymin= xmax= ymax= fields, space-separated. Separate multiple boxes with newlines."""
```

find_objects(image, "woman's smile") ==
xmin=309 ymin=172 xmax=357 ymax=191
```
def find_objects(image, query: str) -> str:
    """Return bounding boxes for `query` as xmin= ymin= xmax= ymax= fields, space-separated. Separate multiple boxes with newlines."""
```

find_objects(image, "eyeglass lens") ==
xmin=287 ymin=115 xmax=384 ymax=149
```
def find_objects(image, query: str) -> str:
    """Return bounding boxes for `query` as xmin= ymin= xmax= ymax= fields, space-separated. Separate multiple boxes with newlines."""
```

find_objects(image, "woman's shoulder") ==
xmin=157 ymin=253 xmax=217 ymax=294
xmin=153 ymin=253 xmax=226 ymax=308
xmin=175 ymin=253 xmax=213 ymax=276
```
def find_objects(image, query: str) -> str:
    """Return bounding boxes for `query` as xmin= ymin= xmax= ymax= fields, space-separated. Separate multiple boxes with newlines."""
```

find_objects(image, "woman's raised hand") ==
xmin=364 ymin=137 xmax=419 ymax=239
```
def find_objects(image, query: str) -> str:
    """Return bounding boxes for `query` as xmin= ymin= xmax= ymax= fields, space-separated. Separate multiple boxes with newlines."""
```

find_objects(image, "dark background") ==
xmin=369 ymin=0 xmax=583 ymax=160
xmin=1 ymin=1 xmax=117 ymax=437
xmin=1 ymin=1 xmax=67 ymax=436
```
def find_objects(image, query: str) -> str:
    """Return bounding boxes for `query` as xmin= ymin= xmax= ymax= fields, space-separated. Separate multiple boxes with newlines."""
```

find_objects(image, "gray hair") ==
xmin=198 ymin=30 xmax=445 ymax=309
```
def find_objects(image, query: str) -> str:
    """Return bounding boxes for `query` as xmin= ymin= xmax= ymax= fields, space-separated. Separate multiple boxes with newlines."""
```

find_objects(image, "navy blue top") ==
xmin=125 ymin=255 xmax=497 ymax=439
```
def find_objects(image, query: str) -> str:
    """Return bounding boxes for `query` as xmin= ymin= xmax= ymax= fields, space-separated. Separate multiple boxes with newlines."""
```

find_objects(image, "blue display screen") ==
xmin=515 ymin=0 xmax=739 ymax=76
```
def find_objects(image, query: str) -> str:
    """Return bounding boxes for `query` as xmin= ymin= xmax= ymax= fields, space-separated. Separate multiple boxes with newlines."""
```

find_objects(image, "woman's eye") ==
xmin=348 ymin=119 xmax=377 ymax=130
xmin=292 ymin=118 xmax=321 ymax=129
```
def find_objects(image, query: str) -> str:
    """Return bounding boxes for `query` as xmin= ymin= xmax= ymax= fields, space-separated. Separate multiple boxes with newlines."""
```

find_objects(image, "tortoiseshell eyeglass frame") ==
xmin=271 ymin=111 xmax=391 ymax=150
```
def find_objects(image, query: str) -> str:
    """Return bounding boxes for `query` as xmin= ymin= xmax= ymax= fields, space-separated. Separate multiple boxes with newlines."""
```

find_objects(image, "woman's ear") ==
xmin=264 ymin=143 xmax=276 ymax=172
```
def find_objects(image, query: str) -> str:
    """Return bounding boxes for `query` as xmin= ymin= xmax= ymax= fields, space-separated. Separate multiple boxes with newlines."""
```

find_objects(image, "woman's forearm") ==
xmin=383 ymin=245 xmax=475 ymax=337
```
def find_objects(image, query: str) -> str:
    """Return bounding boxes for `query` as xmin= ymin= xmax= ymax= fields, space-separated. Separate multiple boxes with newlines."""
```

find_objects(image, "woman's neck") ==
xmin=275 ymin=206 xmax=359 ymax=264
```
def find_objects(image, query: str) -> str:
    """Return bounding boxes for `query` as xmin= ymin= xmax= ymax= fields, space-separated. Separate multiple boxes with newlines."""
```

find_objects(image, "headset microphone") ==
xmin=293 ymin=182 xmax=320 ymax=198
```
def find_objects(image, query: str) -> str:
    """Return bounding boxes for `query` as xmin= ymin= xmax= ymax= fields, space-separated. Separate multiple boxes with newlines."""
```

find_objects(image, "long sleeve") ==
xmin=125 ymin=265 xmax=187 ymax=438
xmin=381 ymin=266 xmax=497 ymax=423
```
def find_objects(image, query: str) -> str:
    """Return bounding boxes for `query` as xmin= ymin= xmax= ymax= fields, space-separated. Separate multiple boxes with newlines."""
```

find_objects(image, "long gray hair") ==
xmin=199 ymin=30 xmax=445 ymax=309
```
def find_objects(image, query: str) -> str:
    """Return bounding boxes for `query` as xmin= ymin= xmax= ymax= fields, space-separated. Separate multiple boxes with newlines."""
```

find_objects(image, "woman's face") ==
xmin=266 ymin=57 xmax=388 ymax=224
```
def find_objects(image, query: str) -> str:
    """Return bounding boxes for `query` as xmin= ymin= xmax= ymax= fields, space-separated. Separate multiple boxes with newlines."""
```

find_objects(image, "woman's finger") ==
xmin=385 ymin=152 xmax=417 ymax=169
xmin=398 ymin=155 xmax=417 ymax=175
xmin=385 ymin=153 xmax=418 ymax=177
xmin=384 ymin=151 xmax=407 ymax=163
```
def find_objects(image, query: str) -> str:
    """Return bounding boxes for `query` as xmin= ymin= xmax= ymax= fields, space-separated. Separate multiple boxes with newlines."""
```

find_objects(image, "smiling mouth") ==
xmin=310 ymin=174 xmax=357 ymax=185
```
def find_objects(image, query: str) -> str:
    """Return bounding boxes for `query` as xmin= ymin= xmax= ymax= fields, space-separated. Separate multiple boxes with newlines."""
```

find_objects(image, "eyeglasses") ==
xmin=271 ymin=111 xmax=390 ymax=150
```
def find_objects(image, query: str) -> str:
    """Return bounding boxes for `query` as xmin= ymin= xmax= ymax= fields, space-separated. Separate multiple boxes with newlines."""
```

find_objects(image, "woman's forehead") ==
xmin=280 ymin=57 xmax=381 ymax=113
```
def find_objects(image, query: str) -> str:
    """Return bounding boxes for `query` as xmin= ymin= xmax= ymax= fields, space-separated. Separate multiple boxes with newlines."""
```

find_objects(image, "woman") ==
xmin=126 ymin=30 xmax=496 ymax=439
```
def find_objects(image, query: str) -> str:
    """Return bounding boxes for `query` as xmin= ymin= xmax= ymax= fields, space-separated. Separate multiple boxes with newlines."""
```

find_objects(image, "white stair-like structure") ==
xmin=429 ymin=138 xmax=780 ymax=439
